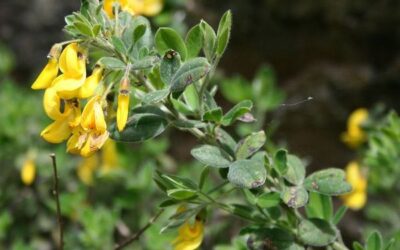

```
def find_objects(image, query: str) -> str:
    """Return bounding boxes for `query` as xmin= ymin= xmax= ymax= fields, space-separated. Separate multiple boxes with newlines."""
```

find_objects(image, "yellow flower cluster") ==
xmin=341 ymin=161 xmax=367 ymax=210
xmin=341 ymin=108 xmax=368 ymax=148
xmin=77 ymin=139 xmax=119 ymax=185
xmin=103 ymin=0 xmax=163 ymax=18
xmin=172 ymin=206 xmax=204 ymax=250
xmin=32 ymin=43 xmax=109 ymax=157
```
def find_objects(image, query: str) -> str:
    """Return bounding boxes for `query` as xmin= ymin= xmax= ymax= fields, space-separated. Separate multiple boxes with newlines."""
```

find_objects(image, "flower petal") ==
xmin=31 ymin=58 xmax=58 ymax=90
xmin=79 ymin=67 xmax=103 ymax=99
xmin=117 ymin=93 xmax=130 ymax=131
xmin=41 ymin=117 xmax=72 ymax=143
xmin=53 ymin=74 xmax=86 ymax=100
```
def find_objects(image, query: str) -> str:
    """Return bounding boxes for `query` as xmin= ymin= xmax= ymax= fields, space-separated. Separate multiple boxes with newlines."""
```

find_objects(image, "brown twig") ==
xmin=50 ymin=153 xmax=64 ymax=250
xmin=114 ymin=209 xmax=165 ymax=250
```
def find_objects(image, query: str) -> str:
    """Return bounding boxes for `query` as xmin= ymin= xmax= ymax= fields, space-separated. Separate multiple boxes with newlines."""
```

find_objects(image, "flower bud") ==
xmin=117 ymin=77 xmax=130 ymax=131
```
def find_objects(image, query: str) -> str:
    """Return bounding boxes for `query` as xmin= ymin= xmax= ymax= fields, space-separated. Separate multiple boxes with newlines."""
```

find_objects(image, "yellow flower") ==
xmin=77 ymin=154 xmax=99 ymax=185
xmin=101 ymin=139 xmax=118 ymax=173
xmin=341 ymin=108 xmax=368 ymax=148
xmin=31 ymin=44 xmax=61 ymax=90
xmin=43 ymin=87 xmax=63 ymax=120
xmin=103 ymin=0 xmax=163 ymax=18
xmin=31 ymin=58 xmax=59 ymax=90
xmin=341 ymin=161 xmax=367 ymax=210
xmin=59 ymin=43 xmax=86 ymax=78
xmin=41 ymin=101 xmax=81 ymax=143
xmin=53 ymin=43 xmax=87 ymax=99
xmin=124 ymin=0 xmax=163 ymax=16
xmin=117 ymin=78 xmax=130 ymax=131
xmin=21 ymin=158 xmax=36 ymax=186
xmin=172 ymin=207 xmax=204 ymax=250
xmin=79 ymin=66 xmax=103 ymax=99
xmin=80 ymin=131 xmax=109 ymax=157
xmin=81 ymin=96 xmax=107 ymax=133
xmin=67 ymin=96 xmax=109 ymax=157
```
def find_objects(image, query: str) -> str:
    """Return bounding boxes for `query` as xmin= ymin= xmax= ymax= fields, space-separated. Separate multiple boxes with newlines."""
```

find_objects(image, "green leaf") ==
xmin=183 ymin=84 xmax=200 ymax=111
xmin=110 ymin=106 xmax=168 ymax=142
xmin=235 ymin=131 xmax=266 ymax=159
xmin=304 ymin=168 xmax=352 ymax=196
xmin=92 ymin=24 xmax=101 ymax=36
xmin=228 ymin=159 xmax=267 ymax=189
xmin=161 ymin=174 xmax=198 ymax=190
xmin=220 ymin=76 xmax=253 ymax=103
xmin=216 ymin=10 xmax=232 ymax=57
xmin=216 ymin=127 xmax=237 ymax=155
xmin=221 ymin=100 xmax=253 ymax=126
xmin=111 ymin=36 xmax=127 ymax=54
xmin=305 ymin=192 xmax=333 ymax=221
xmin=170 ymin=96 xmax=194 ymax=116
xmin=353 ymin=242 xmax=366 ymax=250
xmin=199 ymin=166 xmax=209 ymax=189
xmin=172 ymin=120 xmax=207 ymax=129
xmin=256 ymin=192 xmax=281 ymax=208
xmin=231 ymin=204 xmax=255 ymax=221
xmin=243 ymin=189 xmax=257 ymax=205
xmin=242 ymin=227 xmax=302 ymax=250
xmin=281 ymin=186 xmax=308 ymax=208
xmin=367 ymin=231 xmax=383 ymax=250
xmin=74 ymin=21 xmax=93 ymax=37
xmin=203 ymin=108 xmax=223 ymax=123
xmin=130 ymin=56 xmax=159 ymax=70
xmin=159 ymin=199 xmax=179 ymax=208
xmin=170 ymin=57 xmax=210 ymax=92
xmin=200 ymin=20 xmax=217 ymax=61
xmin=332 ymin=205 xmax=347 ymax=225
xmin=186 ymin=24 xmax=203 ymax=59
xmin=167 ymin=189 xmax=197 ymax=200
xmin=274 ymin=149 xmax=288 ymax=175
xmin=191 ymin=145 xmax=231 ymax=168
xmin=133 ymin=24 xmax=147 ymax=43
xmin=142 ymin=89 xmax=170 ymax=104
xmin=99 ymin=57 xmax=125 ymax=70
xmin=283 ymin=154 xmax=306 ymax=185
xmin=155 ymin=27 xmax=187 ymax=61
xmin=160 ymin=50 xmax=181 ymax=85
xmin=298 ymin=219 xmax=337 ymax=247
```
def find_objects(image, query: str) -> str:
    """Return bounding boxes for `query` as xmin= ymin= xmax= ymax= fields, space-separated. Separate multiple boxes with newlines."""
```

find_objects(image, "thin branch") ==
xmin=50 ymin=153 xmax=64 ymax=250
xmin=114 ymin=209 xmax=165 ymax=250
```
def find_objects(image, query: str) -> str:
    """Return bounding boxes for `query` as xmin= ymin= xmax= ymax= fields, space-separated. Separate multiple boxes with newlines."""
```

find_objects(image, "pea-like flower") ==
xmin=172 ymin=207 xmax=204 ymax=250
xmin=341 ymin=161 xmax=367 ymax=210
xmin=41 ymin=100 xmax=81 ymax=143
xmin=67 ymin=96 xmax=109 ymax=157
xmin=341 ymin=108 xmax=368 ymax=148
xmin=31 ymin=44 xmax=61 ymax=90
xmin=21 ymin=157 xmax=36 ymax=186
xmin=117 ymin=78 xmax=130 ymax=131
xmin=53 ymin=43 xmax=87 ymax=100
xmin=103 ymin=0 xmax=163 ymax=18
xmin=79 ymin=66 xmax=104 ymax=99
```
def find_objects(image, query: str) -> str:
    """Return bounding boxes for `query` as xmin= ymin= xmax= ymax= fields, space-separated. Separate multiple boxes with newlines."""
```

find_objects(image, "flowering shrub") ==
xmin=22 ymin=0 xmax=400 ymax=249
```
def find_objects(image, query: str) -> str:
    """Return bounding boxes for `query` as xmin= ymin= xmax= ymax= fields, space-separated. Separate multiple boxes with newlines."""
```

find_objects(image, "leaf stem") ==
xmin=114 ymin=209 xmax=165 ymax=250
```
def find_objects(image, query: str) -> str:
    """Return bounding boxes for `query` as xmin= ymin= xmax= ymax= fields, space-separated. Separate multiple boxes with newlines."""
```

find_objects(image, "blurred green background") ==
xmin=1 ymin=0 xmax=400 ymax=249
